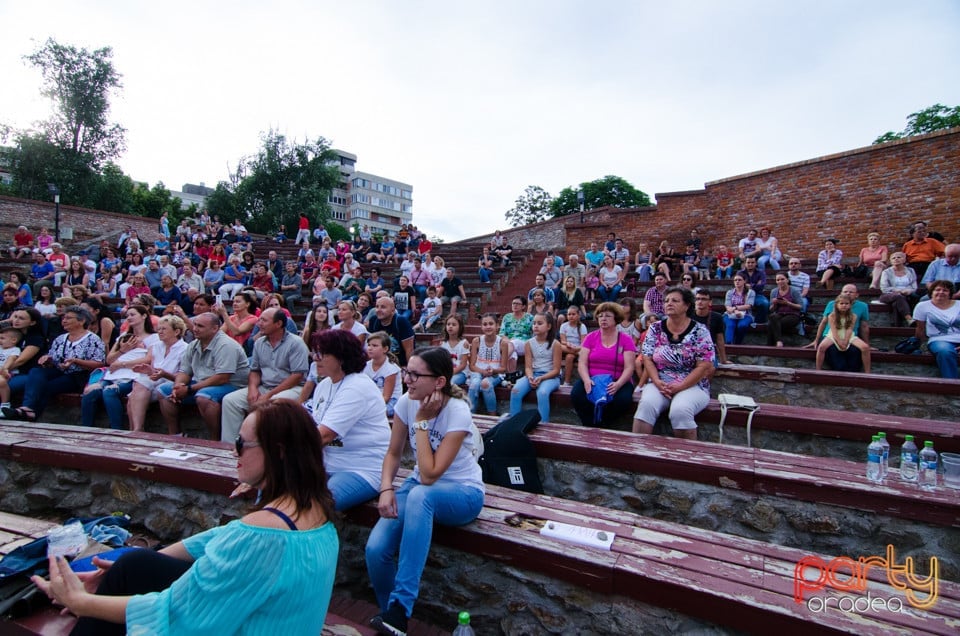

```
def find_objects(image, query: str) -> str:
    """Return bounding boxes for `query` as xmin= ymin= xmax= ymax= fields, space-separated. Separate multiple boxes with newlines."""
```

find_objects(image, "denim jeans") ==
xmin=81 ymin=379 xmax=134 ymax=429
xmin=365 ymin=477 xmax=484 ymax=615
xmin=451 ymin=371 xmax=467 ymax=387
xmin=928 ymin=340 xmax=960 ymax=379
xmin=478 ymin=267 xmax=493 ymax=283
xmin=22 ymin=367 xmax=88 ymax=417
xmin=723 ymin=314 xmax=754 ymax=344
xmin=509 ymin=372 xmax=560 ymax=422
xmin=467 ymin=372 xmax=502 ymax=413
xmin=716 ymin=266 xmax=733 ymax=279
xmin=328 ymin=471 xmax=379 ymax=512
xmin=753 ymin=295 xmax=770 ymax=323
xmin=597 ymin=284 xmax=622 ymax=302
xmin=757 ymin=250 xmax=781 ymax=271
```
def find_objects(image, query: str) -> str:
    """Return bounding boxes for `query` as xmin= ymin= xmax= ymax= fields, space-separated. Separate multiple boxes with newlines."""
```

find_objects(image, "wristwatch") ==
xmin=414 ymin=420 xmax=430 ymax=431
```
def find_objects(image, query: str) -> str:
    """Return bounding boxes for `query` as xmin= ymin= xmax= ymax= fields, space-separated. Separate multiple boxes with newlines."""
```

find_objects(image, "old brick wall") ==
xmin=470 ymin=128 xmax=960 ymax=262
xmin=0 ymin=195 xmax=163 ymax=246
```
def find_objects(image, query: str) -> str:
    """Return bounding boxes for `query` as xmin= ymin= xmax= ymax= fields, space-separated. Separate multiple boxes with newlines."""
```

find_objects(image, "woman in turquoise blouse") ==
xmin=34 ymin=399 xmax=339 ymax=636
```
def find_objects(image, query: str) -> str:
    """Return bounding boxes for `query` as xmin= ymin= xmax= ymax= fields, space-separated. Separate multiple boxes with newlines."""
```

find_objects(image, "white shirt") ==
xmin=395 ymin=394 xmax=484 ymax=490
xmin=312 ymin=373 xmax=391 ymax=490
xmin=364 ymin=359 xmax=402 ymax=404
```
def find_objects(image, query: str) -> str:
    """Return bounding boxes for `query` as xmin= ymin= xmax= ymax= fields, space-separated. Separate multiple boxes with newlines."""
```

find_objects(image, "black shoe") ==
xmin=371 ymin=601 xmax=408 ymax=636
xmin=2 ymin=406 xmax=36 ymax=422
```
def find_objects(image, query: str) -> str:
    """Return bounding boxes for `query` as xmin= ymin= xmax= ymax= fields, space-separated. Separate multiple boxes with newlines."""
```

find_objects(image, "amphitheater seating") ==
xmin=2 ymin=422 xmax=959 ymax=634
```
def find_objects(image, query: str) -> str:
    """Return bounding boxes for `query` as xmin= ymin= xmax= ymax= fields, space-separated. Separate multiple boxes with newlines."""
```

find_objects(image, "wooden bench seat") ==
xmin=2 ymin=422 xmax=958 ymax=634
xmin=474 ymin=415 xmax=960 ymax=528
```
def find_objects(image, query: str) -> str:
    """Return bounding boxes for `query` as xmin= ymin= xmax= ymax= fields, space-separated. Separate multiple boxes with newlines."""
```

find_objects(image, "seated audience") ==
xmin=508 ymin=311 xmax=562 ymax=423
xmin=815 ymin=293 xmax=871 ymax=373
xmin=857 ymin=232 xmax=889 ymax=289
xmin=877 ymin=252 xmax=917 ymax=327
xmin=902 ymin=221 xmax=945 ymax=281
xmin=914 ymin=280 xmax=960 ymax=379
xmin=767 ymin=273 xmax=803 ymax=347
xmin=570 ymin=302 xmax=637 ymax=428
xmin=723 ymin=274 xmax=755 ymax=344
xmin=126 ymin=315 xmax=189 ymax=432
xmin=816 ymin=238 xmax=843 ymax=291
xmin=467 ymin=312 xmax=509 ymax=414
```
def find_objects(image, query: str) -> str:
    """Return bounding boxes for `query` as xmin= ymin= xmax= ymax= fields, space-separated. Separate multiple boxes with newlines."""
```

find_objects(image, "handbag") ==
xmin=587 ymin=374 xmax=613 ymax=425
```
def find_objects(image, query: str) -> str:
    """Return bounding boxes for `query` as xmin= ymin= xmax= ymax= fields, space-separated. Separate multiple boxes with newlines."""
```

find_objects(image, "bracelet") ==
xmin=378 ymin=487 xmax=395 ymax=495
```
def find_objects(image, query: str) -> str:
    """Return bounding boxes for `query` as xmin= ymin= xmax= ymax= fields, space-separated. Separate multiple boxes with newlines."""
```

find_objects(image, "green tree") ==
xmin=217 ymin=130 xmax=341 ymax=234
xmin=24 ymin=38 xmax=126 ymax=169
xmin=89 ymin=162 xmax=135 ymax=213
xmin=549 ymin=175 xmax=652 ymax=217
xmin=874 ymin=103 xmax=960 ymax=144
xmin=505 ymin=185 xmax=553 ymax=227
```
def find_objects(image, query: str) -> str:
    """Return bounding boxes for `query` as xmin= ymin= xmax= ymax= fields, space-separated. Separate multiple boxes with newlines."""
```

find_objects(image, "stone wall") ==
xmin=0 ymin=195 xmax=162 ymax=246
xmin=474 ymin=128 xmax=960 ymax=262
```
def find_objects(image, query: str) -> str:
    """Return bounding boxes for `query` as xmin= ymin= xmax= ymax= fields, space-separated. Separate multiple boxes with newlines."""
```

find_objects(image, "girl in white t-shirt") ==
xmin=440 ymin=314 xmax=470 ymax=386
xmin=559 ymin=305 xmax=588 ymax=385
xmin=365 ymin=331 xmax=402 ymax=417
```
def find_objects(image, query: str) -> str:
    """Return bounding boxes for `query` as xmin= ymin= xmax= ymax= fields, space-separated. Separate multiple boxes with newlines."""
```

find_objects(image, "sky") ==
xmin=2 ymin=1 xmax=959 ymax=241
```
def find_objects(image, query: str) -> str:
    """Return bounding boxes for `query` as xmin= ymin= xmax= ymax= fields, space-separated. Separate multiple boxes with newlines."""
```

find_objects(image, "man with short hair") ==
xmin=280 ymin=261 xmax=303 ymax=306
xmin=144 ymin=259 xmax=164 ymax=294
xmin=158 ymin=255 xmax=177 ymax=281
xmin=642 ymin=272 xmax=669 ymax=324
xmin=737 ymin=257 xmax=769 ymax=323
xmin=693 ymin=289 xmax=728 ymax=366
xmin=527 ymin=273 xmax=556 ymax=312
xmin=539 ymin=258 xmax=562 ymax=290
xmin=807 ymin=284 xmax=871 ymax=371
xmin=158 ymin=312 xmax=250 ymax=439
xmin=903 ymin=222 xmax=945 ymax=281
xmin=786 ymin=257 xmax=811 ymax=335
xmin=439 ymin=267 xmax=467 ymax=317
xmin=611 ymin=239 xmax=630 ymax=268
xmin=366 ymin=296 xmax=415 ymax=367
xmin=738 ymin=229 xmax=760 ymax=261
xmin=265 ymin=250 xmax=284 ymax=281
xmin=220 ymin=308 xmax=309 ymax=442
xmin=563 ymin=254 xmax=587 ymax=290
xmin=920 ymin=243 xmax=960 ymax=299
xmin=584 ymin=242 xmax=604 ymax=268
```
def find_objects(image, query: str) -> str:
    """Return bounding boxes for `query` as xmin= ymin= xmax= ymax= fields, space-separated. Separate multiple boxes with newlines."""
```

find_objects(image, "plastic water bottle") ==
xmin=877 ymin=432 xmax=890 ymax=479
xmin=452 ymin=611 xmax=476 ymax=636
xmin=866 ymin=435 xmax=882 ymax=482
xmin=900 ymin=435 xmax=919 ymax=482
xmin=920 ymin=441 xmax=938 ymax=491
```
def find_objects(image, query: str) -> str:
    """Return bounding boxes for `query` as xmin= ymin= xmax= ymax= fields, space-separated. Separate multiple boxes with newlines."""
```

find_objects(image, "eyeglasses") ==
xmin=401 ymin=368 xmax=438 ymax=382
xmin=235 ymin=435 xmax=260 ymax=456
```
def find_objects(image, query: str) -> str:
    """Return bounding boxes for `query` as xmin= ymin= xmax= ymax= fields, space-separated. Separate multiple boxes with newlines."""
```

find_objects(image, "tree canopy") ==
xmin=873 ymin=103 xmax=960 ymax=144
xmin=550 ymin=175 xmax=651 ymax=217
xmin=204 ymin=130 xmax=341 ymax=235
xmin=505 ymin=185 xmax=553 ymax=227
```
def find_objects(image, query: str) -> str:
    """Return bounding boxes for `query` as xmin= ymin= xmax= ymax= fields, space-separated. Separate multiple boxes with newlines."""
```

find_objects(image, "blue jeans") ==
xmin=597 ymin=284 xmax=621 ymax=302
xmin=716 ymin=266 xmax=733 ymax=279
xmin=928 ymin=340 xmax=960 ymax=379
xmin=396 ymin=310 xmax=413 ymax=323
xmin=156 ymin=380 xmax=237 ymax=403
xmin=365 ymin=477 xmax=484 ymax=615
xmin=412 ymin=285 xmax=428 ymax=303
xmin=467 ymin=372 xmax=502 ymax=413
xmin=451 ymin=371 xmax=467 ymax=387
xmin=81 ymin=379 xmax=133 ymax=429
xmin=753 ymin=295 xmax=770 ymax=323
xmin=328 ymin=471 xmax=378 ymax=512
xmin=724 ymin=314 xmax=754 ymax=344
xmin=478 ymin=267 xmax=493 ymax=283
xmin=635 ymin=265 xmax=652 ymax=282
xmin=509 ymin=372 xmax=560 ymax=422
xmin=757 ymin=250 xmax=781 ymax=271
xmin=22 ymin=367 xmax=89 ymax=417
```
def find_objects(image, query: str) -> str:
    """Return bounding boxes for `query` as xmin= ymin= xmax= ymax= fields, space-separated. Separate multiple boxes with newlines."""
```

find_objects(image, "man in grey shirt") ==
xmin=157 ymin=312 xmax=250 ymax=440
xmin=220 ymin=308 xmax=309 ymax=442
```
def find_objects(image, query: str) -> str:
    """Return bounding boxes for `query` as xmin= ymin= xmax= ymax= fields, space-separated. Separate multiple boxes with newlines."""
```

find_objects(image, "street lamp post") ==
xmin=578 ymin=190 xmax=585 ymax=223
xmin=47 ymin=184 xmax=61 ymax=242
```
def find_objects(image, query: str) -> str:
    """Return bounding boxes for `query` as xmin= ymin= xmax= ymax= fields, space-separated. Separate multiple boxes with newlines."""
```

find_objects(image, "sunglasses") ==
xmin=235 ymin=435 xmax=260 ymax=456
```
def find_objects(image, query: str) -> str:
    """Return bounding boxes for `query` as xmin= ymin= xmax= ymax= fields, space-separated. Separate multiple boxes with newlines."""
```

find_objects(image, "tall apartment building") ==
xmin=328 ymin=149 xmax=413 ymax=237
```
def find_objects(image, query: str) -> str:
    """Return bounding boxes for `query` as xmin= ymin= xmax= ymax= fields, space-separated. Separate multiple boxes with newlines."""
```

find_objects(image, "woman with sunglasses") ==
xmin=34 ymin=400 xmax=339 ymax=635
xmin=310 ymin=328 xmax=391 ymax=511
xmin=366 ymin=347 xmax=484 ymax=636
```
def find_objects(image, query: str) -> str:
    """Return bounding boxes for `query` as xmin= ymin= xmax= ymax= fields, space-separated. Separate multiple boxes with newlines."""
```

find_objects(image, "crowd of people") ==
xmin=8 ymin=217 xmax=960 ymax=634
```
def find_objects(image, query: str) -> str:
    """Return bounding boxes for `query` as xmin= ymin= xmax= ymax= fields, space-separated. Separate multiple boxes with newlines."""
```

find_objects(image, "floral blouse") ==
xmin=642 ymin=320 xmax=714 ymax=393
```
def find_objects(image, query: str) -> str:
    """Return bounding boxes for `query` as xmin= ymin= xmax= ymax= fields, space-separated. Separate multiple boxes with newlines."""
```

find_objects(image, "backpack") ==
xmin=478 ymin=410 xmax=543 ymax=494
xmin=894 ymin=336 xmax=922 ymax=355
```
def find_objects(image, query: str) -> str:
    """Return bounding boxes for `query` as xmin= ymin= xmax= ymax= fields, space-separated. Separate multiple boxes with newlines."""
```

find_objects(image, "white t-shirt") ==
xmin=914 ymin=300 xmax=960 ymax=344
xmin=441 ymin=339 xmax=470 ymax=371
xmin=311 ymin=373 xmax=390 ymax=490
xmin=0 ymin=346 xmax=22 ymax=375
xmin=394 ymin=394 xmax=484 ymax=490
xmin=559 ymin=322 xmax=587 ymax=347
xmin=364 ymin=359 xmax=402 ymax=404
xmin=333 ymin=320 xmax=369 ymax=340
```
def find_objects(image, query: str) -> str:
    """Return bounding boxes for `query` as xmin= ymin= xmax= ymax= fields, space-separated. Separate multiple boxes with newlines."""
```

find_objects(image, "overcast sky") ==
xmin=2 ymin=1 xmax=959 ymax=241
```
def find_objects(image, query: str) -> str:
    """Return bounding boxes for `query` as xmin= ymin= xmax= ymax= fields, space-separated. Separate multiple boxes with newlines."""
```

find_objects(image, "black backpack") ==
xmin=478 ymin=410 xmax=544 ymax=494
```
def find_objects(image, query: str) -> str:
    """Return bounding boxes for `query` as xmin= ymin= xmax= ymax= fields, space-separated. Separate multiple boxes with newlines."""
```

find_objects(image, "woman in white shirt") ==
xmin=366 ymin=347 xmax=484 ymax=636
xmin=310 ymin=328 xmax=390 ymax=511
xmin=126 ymin=315 xmax=189 ymax=432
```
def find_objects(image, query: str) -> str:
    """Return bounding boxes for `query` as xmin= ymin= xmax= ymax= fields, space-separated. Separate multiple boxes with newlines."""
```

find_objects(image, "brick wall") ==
xmin=473 ymin=127 xmax=960 ymax=263
xmin=0 ymin=196 xmax=162 ymax=247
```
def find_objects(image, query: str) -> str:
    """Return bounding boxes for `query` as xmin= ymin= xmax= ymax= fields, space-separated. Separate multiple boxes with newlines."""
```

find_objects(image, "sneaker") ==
xmin=371 ymin=601 xmax=408 ymax=636
xmin=498 ymin=412 xmax=511 ymax=423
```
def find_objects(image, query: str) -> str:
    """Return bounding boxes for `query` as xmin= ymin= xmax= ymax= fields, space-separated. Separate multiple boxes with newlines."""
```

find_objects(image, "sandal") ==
xmin=2 ymin=406 xmax=36 ymax=422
